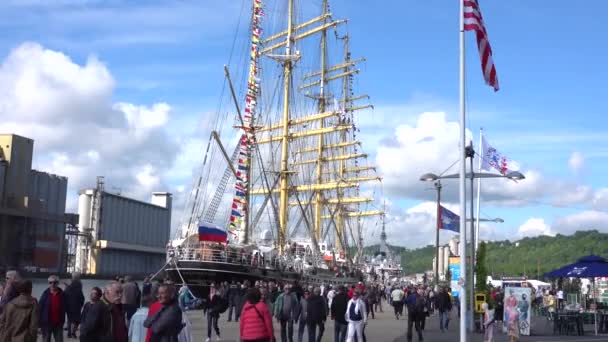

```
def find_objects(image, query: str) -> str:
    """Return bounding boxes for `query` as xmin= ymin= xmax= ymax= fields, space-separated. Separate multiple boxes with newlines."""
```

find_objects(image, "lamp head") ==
xmin=494 ymin=218 xmax=505 ymax=223
xmin=506 ymin=171 xmax=525 ymax=181
xmin=419 ymin=173 xmax=439 ymax=182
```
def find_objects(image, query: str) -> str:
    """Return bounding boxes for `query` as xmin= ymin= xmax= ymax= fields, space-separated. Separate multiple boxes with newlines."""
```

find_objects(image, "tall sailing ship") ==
xmin=166 ymin=0 xmax=384 ymax=297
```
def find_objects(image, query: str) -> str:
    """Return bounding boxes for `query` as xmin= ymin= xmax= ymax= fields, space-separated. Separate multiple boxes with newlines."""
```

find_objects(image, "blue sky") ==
xmin=1 ymin=0 xmax=607 ymax=247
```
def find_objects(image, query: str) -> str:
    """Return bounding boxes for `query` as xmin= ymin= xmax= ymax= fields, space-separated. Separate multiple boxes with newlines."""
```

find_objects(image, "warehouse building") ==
xmin=76 ymin=179 xmax=172 ymax=277
xmin=0 ymin=134 xmax=72 ymax=274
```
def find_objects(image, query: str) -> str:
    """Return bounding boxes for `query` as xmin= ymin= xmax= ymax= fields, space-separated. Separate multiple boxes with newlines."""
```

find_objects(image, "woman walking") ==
xmin=240 ymin=288 xmax=275 ymax=342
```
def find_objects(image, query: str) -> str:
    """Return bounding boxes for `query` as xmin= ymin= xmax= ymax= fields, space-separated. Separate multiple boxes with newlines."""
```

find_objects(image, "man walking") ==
xmin=122 ymin=275 xmax=140 ymax=323
xmin=227 ymin=281 xmax=240 ymax=322
xmin=0 ymin=279 xmax=39 ymax=342
xmin=405 ymin=287 xmax=425 ymax=342
xmin=101 ymin=282 xmax=129 ymax=342
xmin=435 ymin=286 xmax=452 ymax=332
xmin=64 ymin=273 xmax=85 ymax=338
xmin=39 ymin=275 xmax=67 ymax=342
xmin=330 ymin=285 xmax=348 ymax=342
xmin=274 ymin=284 xmax=299 ymax=342
xmin=144 ymin=284 xmax=183 ymax=341
xmin=345 ymin=289 xmax=366 ymax=342
xmin=306 ymin=287 xmax=326 ymax=342
xmin=0 ymin=270 xmax=20 ymax=315
xmin=296 ymin=289 xmax=310 ymax=342
xmin=390 ymin=286 xmax=404 ymax=320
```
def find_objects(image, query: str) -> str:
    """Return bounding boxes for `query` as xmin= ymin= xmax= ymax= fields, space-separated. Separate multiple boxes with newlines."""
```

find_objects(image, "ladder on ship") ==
xmin=202 ymin=143 xmax=240 ymax=223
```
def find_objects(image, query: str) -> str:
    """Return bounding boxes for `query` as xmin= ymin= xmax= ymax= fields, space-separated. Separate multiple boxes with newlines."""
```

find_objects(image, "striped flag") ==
xmin=463 ymin=0 xmax=499 ymax=91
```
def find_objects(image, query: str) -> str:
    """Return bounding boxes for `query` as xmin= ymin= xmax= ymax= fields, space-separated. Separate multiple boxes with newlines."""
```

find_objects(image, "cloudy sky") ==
xmin=1 ymin=0 xmax=607 ymax=248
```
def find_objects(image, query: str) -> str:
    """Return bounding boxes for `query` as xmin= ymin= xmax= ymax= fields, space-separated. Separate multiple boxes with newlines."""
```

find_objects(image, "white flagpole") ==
xmin=458 ymin=0 xmax=468 ymax=340
xmin=475 ymin=128 xmax=483 ymax=251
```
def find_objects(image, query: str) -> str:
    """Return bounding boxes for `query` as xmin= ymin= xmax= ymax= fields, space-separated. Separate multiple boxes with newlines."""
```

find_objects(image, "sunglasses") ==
xmin=49 ymin=281 xmax=58 ymax=285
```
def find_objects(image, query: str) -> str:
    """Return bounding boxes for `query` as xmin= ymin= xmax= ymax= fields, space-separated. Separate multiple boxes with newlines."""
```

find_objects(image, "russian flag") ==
xmin=198 ymin=223 xmax=228 ymax=243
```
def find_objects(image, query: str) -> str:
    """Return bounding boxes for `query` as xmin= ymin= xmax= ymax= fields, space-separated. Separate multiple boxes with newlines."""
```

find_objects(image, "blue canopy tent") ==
xmin=544 ymin=255 xmax=608 ymax=335
xmin=544 ymin=255 xmax=608 ymax=278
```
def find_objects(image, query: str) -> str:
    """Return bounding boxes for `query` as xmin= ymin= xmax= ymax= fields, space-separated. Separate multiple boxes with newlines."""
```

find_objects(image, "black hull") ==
xmin=166 ymin=260 xmax=361 ymax=298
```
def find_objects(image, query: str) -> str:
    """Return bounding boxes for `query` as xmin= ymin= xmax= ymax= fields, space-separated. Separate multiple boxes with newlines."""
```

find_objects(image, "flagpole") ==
xmin=458 ymin=0 xmax=468 ymax=340
xmin=475 ymin=128 xmax=483 ymax=252
xmin=435 ymin=181 xmax=442 ymax=289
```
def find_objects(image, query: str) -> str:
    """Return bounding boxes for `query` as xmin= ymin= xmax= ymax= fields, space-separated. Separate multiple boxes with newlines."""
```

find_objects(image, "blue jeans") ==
xmin=439 ymin=311 xmax=449 ymax=331
xmin=334 ymin=321 xmax=347 ymax=342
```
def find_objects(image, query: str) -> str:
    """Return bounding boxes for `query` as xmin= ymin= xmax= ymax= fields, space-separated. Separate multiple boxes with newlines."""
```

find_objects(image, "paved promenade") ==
xmin=33 ymin=305 xmax=607 ymax=341
xmin=188 ymin=307 xmax=608 ymax=342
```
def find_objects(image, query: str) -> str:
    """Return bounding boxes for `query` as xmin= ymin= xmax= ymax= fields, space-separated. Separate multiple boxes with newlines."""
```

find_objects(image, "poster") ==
xmin=503 ymin=286 xmax=532 ymax=336
xmin=448 ymin=256 xmax=461 ymax=297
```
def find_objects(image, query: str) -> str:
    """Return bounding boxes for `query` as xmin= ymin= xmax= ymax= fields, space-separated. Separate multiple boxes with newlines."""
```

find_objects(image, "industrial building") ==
xmin=75 ymin=178 xmax=172 ymax=277
xmin=0 ymin=134 xmax=74 ymax=274
xmin=433 ymin=237 xmax=460 ymax=281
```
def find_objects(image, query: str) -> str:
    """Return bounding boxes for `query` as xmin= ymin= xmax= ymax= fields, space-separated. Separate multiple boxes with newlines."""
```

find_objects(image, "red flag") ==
xmin=463 ymin=0 xmax=499 ymax=91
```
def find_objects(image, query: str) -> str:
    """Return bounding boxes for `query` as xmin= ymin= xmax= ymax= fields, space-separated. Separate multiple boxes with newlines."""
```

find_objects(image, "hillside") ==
xmin=366 ymin=230 xmax=608 ymax=277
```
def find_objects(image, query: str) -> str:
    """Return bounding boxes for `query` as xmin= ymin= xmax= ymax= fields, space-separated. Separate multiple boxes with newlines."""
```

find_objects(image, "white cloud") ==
xmin=592 ymin=188 xmax=608 ymax=211
xmin=569 ymin=151 xmax=585 ymax=174
xmin=0 ymin=42 xmax=184 ymax=223
xmin=552 ymin=211 xmax=608 ymax=235
xmin=517 ymin=218 xmax=554 ymax=238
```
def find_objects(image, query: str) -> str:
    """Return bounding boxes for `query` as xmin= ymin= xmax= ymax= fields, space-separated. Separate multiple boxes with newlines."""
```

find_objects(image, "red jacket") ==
xmin=239 ymin=301 xmax=274 ymax=341
xmin=145 ymin=301 xmax=162 ymax=342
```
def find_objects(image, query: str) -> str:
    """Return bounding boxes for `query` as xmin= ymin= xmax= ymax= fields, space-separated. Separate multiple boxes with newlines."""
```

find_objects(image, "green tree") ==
xmin=476 ymin=242 xmax=488 ymax=293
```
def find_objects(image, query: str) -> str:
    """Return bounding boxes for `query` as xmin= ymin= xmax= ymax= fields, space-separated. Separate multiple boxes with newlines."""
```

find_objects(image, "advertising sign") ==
xmin=448 ymin=256 xmax=461 ymax=297
xmin=503 ymin=286 xmax=532 ymax=336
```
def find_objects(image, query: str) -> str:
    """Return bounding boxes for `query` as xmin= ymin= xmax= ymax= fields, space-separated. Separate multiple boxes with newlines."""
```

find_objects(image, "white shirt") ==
xmin=129 ymin=307 xmax=149 ymax=342
xmin=557 ymin=290 xmax=564 ymax=299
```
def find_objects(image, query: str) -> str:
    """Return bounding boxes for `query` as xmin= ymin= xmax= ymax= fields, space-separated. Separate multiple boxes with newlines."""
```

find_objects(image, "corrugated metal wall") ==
xmin=27 ymin=170 xmax=68 ymax=272
xmin=99 ymin=193 xmax=170 ymax=248
xmin=97 ymin=249 xmax=166 ymax=276
xmin=29 ymin=170 xmax=67 ymax=215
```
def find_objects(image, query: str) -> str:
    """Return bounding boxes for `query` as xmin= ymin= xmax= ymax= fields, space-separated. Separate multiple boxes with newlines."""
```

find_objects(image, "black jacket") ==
xmin=144 ymin=302 xmax=183 ymax=342
xmin=79 ymin=301 xmax=109 ymax=342
xmin=65 ymin=280 xmax=85 ymax=322
xmin=330 ymin=292 xmax=348 ymax=324
xmin=306 ymin=295 xmax=326 ymax=324
xmin=435 ymin=291 xmax=452 ymax=313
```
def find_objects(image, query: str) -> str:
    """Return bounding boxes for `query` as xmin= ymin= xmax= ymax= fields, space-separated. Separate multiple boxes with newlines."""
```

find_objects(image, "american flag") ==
xmin=463 ymin=0 xmax=499 ymax=91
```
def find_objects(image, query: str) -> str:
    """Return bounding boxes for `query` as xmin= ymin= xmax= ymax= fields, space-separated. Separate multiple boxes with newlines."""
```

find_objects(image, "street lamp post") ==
xmin=420 ymin=168 xmax=523 ymax=331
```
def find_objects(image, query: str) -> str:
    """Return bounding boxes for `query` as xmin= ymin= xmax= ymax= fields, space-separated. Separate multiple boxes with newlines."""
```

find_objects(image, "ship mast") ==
xmin=277 ymin=0 xmax=295 ymax=251
xmin=314 ymin=0 xmax=329 ymax=242
xmin=253 ymin=0 xmax=382 ymax=258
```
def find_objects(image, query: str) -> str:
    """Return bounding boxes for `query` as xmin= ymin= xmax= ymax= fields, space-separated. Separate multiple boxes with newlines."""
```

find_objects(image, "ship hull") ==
xmin=166 ymin=260 xmax=361 ymax=298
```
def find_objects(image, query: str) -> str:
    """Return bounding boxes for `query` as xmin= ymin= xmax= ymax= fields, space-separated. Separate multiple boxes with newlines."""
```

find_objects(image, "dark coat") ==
xmin=79 ymin=301 xmax=110 ymax=342
xmin=38 ymin=288 xmax=67 ymax=331
xmin=64 ymin=280 xmax=85 ymax=322
xmin=330 ymin=292 xmax=348 ymax=324
xmin=435 ymin=291 xmax=452 ymax=313
xmin=0 ymin=294 xmax=39 ymax=342
xmin=305 ymin=295 xmax=326 ymax=324
xmin=143 ymin=301 xmax=183 ymax=342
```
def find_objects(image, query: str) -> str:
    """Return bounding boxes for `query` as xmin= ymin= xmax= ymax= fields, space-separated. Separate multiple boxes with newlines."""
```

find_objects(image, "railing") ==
xmin=166 ymin=245 xmax=361 ymax=279
xmin=167 ymin=246 xmax=292 ymax=270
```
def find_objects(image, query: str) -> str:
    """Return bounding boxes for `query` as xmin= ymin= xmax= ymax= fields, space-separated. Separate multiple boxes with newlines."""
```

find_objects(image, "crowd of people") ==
xmin=2 ymin=269 xmax=534 ymax=342
xmin=188 ymin=279 xmax=459 ymax=342
xmin=0 ymin=270 xmax=189 ymax=342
